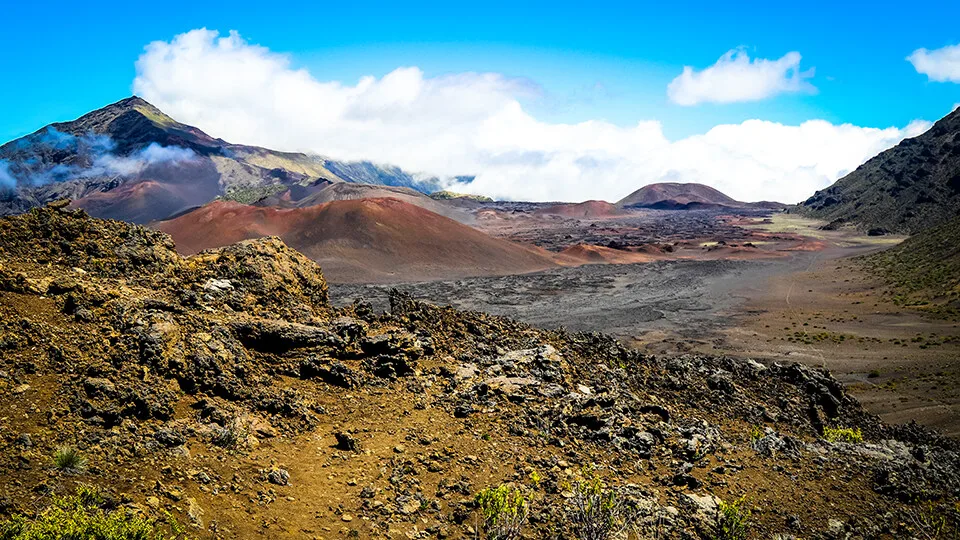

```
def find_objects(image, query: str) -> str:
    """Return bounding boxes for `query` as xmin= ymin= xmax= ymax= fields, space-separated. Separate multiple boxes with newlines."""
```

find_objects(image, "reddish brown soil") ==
xmin=617 ymin=182 xmax=740 ymax=208
xmin=533 ymin=200 xmax=623 ymax=218
xmin=70 ymin=160 xmax=224 ymax=224
xmin=558 ymin=244 xmax=663 ymax=264
xmin=156 ymin=198 xmax=558 ymax=283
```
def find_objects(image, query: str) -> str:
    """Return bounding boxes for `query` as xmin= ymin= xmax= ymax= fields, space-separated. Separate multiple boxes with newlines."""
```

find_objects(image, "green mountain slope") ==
xmin=862 ymin=215 xmax=960 ymax=317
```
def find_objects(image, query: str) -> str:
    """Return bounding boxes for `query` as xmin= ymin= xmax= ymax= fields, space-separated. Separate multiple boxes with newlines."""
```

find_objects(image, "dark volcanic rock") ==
xmin=801 ymin=107 xmax=960 ymax=233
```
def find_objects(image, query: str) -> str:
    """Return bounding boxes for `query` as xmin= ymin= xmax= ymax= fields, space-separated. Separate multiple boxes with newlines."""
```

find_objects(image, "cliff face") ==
xmin=0 ymin=204 xmax=958 ymax=538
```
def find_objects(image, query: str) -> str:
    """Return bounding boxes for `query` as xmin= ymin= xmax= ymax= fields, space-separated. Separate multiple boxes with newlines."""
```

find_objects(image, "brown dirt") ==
xmin=533 ymin=200 xmax=623 ymax=218
xmin=558 ymin=244 xmax=663 ymax=264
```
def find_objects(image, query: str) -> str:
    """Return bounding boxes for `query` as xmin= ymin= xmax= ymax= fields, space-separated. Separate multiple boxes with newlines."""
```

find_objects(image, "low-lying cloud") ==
xmin=92 ymin=142 xmax=197 ymax=178
xmin=5 ymin=127 xmax=196 ymax=187
xmin=134 ymin=29 xmax=928 ymax=203
xmin=908 ymin=42 xmax=960 ymax=83
xmin=0 ymin=160 xmax=15 ymax=190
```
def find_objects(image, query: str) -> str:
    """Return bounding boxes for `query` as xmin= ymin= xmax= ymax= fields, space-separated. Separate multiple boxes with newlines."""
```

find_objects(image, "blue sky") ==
xmin=2 ymin=0 xmax=957 ymax=142
xmin=1 ymin=1 xmax=958 ymax=203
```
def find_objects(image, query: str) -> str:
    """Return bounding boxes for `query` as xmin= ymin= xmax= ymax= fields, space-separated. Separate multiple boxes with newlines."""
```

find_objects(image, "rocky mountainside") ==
xmin=617 ymin=183 xmax=783 ymax=210
xmin=800 ymin=108 xmax=960 ymax=234
xmin=0 ymin=204 xmax=958 ymax=538
xmin=0 ymin=97 xmax=445 ymax=223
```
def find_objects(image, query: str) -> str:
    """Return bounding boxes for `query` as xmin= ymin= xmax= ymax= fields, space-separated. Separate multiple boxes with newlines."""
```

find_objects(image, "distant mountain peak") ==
xmin=46 ymin=96 xmax=180 ymax=139
xmin=0 ymin=97 xmax=445 ymax=222
xmin=103 ymin=96 xmax=177 ymax=125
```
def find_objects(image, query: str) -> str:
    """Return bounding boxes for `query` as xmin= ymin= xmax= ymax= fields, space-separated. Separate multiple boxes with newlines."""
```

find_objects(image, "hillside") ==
xmin=0 ymin=204 xmax=958 ymax=538
xmin=534 ymin=200 xmax=624 ymax=218
xmin=155 ymin=198 xmax=556 ymax=282
xmin=618 ymin=183 xmax=745 ymax=210
xmin=800 ymin=107 xmax=960 ymax=233
xmin=0 ymin=97 xmax=444 ymax=223
xmin=255 ymin=180 xmax=471 ymax=222
xmin=862 ymin=215 xmax=960 ymax=317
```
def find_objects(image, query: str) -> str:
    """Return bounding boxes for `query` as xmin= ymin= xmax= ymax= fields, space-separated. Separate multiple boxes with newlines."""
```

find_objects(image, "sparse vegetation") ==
xmin=52 ymin=446 xmax=88 ymax=473
xmin=861 ymin=215 xmax=960 ymax=319
xmin=220 ymin=184 xmax=287 ymax=205
xmin=823 ymin=426 xmax=864 ymax=443
xmin=429 ymin=190 xmax=493 ymax=202
xmin=0 ymin=486 xmax=185 ymax=540
xmin=528 ymin=470 xmax=542 ymax=489
xmin=475 ymin=484 xmax=528 ymax=540
xmin=904 ymin=500 xmax=960 ymax=540
xmin=714 ymin=496 xmax=750 ymax=540
xmin=567 ymin=476 xmax=639 ymax=540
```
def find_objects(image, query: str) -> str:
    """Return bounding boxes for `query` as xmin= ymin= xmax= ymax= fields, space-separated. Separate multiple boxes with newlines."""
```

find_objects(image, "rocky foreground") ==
xmin=0 ymin=205 xmax=958 ymax=539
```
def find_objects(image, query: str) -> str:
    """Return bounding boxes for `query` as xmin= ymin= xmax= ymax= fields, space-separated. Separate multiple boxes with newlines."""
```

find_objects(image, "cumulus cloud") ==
xmin=667 ymin=49 xmax=815 ymax=106
xmin=908 ymin=43 xmax=960 ymax=83
xmin=133 ymin=29 xmax=926 ymax=203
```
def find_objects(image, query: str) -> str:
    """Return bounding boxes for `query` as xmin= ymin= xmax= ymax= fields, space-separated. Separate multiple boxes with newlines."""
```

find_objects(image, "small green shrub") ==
xmin=823 ymin=426 xmax=864 ymax=443
xmin=567 ymin=476 xmax=639 ymax=540
xmin=714 ymin=496 xmax=750 ymax=540
xmin=52 ymin=446 xmax=88 ymax=473
xmin=0 ymin=486 xmax=184 ymax=540
xmin=74 ymin=484 xmax=107 ymax=508
xmin=528 ymin=470 xmax=542 ymax=489
xmin=475 ymin=484 xmax=528 ymax=540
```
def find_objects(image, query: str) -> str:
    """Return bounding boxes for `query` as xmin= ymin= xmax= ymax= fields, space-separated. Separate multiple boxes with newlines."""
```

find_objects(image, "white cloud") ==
xmin=667 ymin=49 xmax=815 ymax=106
xmin=89 ymin=143 xmax=196 ymax=177
xmin=138 ymin=143 xmax=197 ymax=164
xmin=134 ymin=29 xmax=927 ymax=204
xmin=908 ymin=43 xmax=960 ymax=83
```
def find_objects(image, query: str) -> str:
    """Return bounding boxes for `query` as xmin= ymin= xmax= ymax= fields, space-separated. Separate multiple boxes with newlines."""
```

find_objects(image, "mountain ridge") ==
xmin=0 ymin=96 xmax=449 ymax=222
xmin=800 ymin=107 xmax=960 ymax=234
